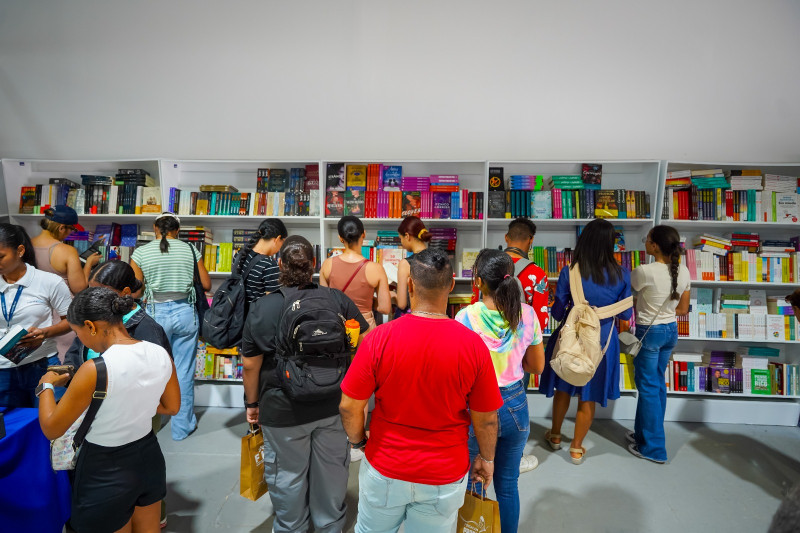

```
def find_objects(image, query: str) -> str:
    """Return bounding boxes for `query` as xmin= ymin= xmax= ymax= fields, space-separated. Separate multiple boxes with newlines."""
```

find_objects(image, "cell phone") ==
xmin=47 ymin=365 xmax=75 ymax=377
xmin=79 ymin=240 xmax=104 ymax=263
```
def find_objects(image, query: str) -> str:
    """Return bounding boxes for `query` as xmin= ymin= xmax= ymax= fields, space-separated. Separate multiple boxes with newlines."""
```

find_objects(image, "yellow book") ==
xmin=346 ymin=165 xmax=367 ymax=189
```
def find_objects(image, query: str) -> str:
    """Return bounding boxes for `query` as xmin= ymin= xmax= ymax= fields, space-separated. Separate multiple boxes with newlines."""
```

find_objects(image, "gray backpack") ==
xmin=513 ymin=258 xmax=532 ymax=304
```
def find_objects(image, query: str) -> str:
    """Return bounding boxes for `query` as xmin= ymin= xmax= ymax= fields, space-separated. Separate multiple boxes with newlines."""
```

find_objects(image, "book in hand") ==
xmin=0 ymin=325 xmax=39 ymax=365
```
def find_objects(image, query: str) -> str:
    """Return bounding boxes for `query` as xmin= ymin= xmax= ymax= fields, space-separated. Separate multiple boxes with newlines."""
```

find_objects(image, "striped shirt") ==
xmin=237 ymin=249 xmax=281 ymax=303
xmin=131 ymin=239 xmax=200 ymax=303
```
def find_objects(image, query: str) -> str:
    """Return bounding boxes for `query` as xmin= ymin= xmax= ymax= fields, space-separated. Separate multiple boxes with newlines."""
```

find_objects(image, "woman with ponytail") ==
xmin=0 ymin=224 xmax=73 ymax=407
xmin=395 ymin=216 xmax=431 ymax=311
xmin=454 ymin=249 xmax=544 ymax=533
xmin=38 ymin=287 xmax=179 ymax=533
xmin=235 ymin=218 xmax=287 ymax=303
xmin=627 ymin=225 xmax=691 ymax=463
xmin=131 ymin=212 xmax=211 ymax=441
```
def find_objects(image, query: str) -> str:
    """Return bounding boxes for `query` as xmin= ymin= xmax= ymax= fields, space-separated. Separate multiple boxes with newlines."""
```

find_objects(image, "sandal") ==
xmin=569 ymin=446 xmax=586 ymax=465
xmin=545 ymin=430 xmax=562 ymax=450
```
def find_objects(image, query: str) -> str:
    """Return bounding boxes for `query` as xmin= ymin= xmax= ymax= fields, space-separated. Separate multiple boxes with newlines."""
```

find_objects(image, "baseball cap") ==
xmin=46 ymin=205 xmax=84 ymax=232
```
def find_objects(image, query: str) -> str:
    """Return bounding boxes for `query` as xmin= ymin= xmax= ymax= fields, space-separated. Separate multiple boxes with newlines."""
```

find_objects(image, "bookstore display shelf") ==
xmin=14 ymin=213 xmax=158 ymax=222
xmin=666 ymin=220 xmax=799 ymax=230
xmin=690 ymin=280 xmax=797 ymax=289
xmin=322 ymin=217 xmax=484 ymax=226
xmin=486 ymin=218 xmax=655 ymax=229
xmin=677 ymin=336 xmax=800 ymax=345
xmin=181 ymin=215 xmax=321 ymax=226
xmin=195 ymin=377 xmax=243 ymax=383
xmin=666 ymin=390 xmax=800 ymax=400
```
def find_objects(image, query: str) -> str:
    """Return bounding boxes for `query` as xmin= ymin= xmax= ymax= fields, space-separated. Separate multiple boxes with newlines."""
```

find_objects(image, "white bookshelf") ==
xmin=658 ymin=161 xmax=800 ymax=426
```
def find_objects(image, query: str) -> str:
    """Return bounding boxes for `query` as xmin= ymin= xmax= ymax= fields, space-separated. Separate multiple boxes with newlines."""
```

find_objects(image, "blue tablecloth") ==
xmin=0 ymin=407 xmax=71 ymax=533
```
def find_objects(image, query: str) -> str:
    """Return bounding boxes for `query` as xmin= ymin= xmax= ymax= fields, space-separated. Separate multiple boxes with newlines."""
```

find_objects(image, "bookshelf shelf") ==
xmin=180 ymin=215 xmax=321 ymax=226
xmin=322 ymin=217 xmax=484 ymax=227
xmin=195 ymin=377 xmax=243 ymax=383
xmin=677 ymin=336 xmax=800 ymax=345
xmin=666 ymin=220 xmax=799 ymax=230
xmin=486 ymin=218 xmax=654 ymax=229
xmin=666 ymin=390 xmax=800 ymax=400
xmin=690 ymin=280 xmax=797 ymax=289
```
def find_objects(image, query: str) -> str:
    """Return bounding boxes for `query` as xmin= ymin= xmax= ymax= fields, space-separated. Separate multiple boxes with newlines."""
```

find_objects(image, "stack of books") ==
xmin=728 ymin=169 xmax=763 ymax=191
xmin=194 ymin=342 xmax=243 ymax=380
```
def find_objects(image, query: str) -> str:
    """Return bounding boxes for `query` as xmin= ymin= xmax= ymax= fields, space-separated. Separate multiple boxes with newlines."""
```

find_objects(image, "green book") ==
xmin=751 ymin=369 xmax=771 ymax=395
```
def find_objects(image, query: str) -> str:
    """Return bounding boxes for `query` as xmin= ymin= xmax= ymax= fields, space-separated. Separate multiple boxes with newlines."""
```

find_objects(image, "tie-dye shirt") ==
xmin=455 ymin=302 xmax=543 ymax=388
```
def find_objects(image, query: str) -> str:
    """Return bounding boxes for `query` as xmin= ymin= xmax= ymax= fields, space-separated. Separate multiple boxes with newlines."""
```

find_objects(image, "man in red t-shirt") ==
xmin=340 ymin=248 xmax=503 ymax=533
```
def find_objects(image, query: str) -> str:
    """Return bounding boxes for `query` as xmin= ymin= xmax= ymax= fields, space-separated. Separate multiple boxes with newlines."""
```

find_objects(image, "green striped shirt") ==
xmin=131 ymin=239 xmax=200 ymax=303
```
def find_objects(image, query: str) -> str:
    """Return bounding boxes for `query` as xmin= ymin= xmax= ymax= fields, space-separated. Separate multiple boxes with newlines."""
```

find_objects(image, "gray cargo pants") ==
xmin=261 ymin=414 xmax=351 ymax=533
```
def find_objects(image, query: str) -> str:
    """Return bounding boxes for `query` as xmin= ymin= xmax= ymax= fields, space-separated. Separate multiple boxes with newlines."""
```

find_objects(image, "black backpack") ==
xmin=201 ymin=255 xmax=258 ymax=349
xmin=273 ymin=285 xmax=352 ymax=402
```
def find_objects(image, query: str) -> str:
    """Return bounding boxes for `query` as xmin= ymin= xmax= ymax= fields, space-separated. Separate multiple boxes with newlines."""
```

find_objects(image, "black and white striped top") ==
xmin=238 ymin=249 xmax=281 ymax=304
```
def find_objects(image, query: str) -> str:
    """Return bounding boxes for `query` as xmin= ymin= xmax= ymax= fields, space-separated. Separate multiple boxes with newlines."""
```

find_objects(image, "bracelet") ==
xmin=245 ymin=401 xmax=259 ymax=409
xmin=478 ymin=454 xmax=494 ymax=464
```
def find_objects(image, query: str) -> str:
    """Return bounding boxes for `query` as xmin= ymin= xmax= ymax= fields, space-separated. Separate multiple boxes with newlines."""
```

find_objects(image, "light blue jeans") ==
xmin=633 ymin=322 xmax=678 ymax=462
xmin=148 ymin=299 xmax=198 ymax=440
xmin=355 ymin=456 xmax=469 ymax=533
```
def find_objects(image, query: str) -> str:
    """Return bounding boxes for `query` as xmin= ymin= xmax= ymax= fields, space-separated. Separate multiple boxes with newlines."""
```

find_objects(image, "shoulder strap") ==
xmin=568 ymin=264 xmax=588 ymax=305
xmin=72 ymin=357 xmax=108 ymax=450
xmin=595 ymin=296 xmax=634 ymax=319
xmin=636 ymin=296 xmax=672 ymax=344
xmin=235 ymin=251 xmax=261 ymax=282
xmin=513 ymin=258 xmax=531 ymax=277
xmin=341 ymin=260 xmax=368 ymax=293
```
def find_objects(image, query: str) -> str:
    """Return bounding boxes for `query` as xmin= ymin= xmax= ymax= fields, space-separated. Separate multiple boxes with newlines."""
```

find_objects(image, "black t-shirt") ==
xmin=242 ymin=283 xmax=369 ymax=428
xmin=237 ymin=249 xmax=281 ymax=304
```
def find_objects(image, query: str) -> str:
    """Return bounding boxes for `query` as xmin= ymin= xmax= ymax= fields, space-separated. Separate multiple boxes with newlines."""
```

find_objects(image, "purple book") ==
xmin=433 ymin=192 xmax=451 ymax=219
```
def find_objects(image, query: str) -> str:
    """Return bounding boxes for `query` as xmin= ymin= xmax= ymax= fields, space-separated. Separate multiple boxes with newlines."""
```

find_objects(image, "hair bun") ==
xmin=111 ymin=295 xmax=135 ymax=316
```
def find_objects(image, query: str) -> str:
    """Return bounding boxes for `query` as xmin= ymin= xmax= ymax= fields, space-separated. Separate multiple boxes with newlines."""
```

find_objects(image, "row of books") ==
xmin=664 ymin=188 xmax=799 ymax=223
xmin=325 ymin=163 xmax=402 ymax=192
xmin=685 ymin=249 xmax=800 ymax=283
xmin=665 ymin=169 xmax=799 ymax=191
xmin=167 ymin=186 xmax=318 ymax=217
xmin=257 ymin=167 xmax=318 ymax=194
xmin=18 ymin=170 xmax=160 ymax=216
xmin=488 ymin=165 xmax=603 ymax=192
xmin=486 ymin=189 xmax=651 ymax=220
xmin=194 ymin=343 xmax=243 ymax=380
xmin=676 ymin=312 xmax=798 ymax=341
xmin=324 ymin=190 xmax=484 ymax=220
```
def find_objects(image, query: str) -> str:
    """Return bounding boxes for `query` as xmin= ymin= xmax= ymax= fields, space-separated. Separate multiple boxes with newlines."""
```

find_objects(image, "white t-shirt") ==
xmin=631 ymin=262 xmax=691 ymax=326
xmin=86 ymin=341 xmax=172 ymax=447
xmin=0 ymin=264 xmax=73 ymax=368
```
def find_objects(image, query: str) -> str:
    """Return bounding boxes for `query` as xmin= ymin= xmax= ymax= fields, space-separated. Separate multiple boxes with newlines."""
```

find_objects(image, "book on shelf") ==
xmin=326 ymin=163 xmax=346 ymax=191
xmin=488 ymin=167 xmax=504 ymax=191
xmin=344 ymin=190 xmax=365 ymax=217
xmin=382 ymin=165 xmax=402 ymax=191
xmin=346 ymin=165 xmax=367 ymax=190
xmin=460 ymin=249 xmax=480 ymax=278
xmin=486 ymin=187 xmax=649 ymax=220
xmin=581 ymin=164 xmax=602 ymax=190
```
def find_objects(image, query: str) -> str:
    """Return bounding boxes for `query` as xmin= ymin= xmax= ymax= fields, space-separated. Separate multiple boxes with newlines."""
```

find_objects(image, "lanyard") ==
xmin=1 ymin=286 xmax=24 ymax=327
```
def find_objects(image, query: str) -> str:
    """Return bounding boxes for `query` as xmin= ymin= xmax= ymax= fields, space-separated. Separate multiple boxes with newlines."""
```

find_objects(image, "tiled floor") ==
xmin=157 ymin=408 xmax=800 ymax=532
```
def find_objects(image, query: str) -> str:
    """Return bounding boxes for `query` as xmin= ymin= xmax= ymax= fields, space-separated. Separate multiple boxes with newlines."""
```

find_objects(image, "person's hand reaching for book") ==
xmin=39 ymin=371 xmax=71 ymax=387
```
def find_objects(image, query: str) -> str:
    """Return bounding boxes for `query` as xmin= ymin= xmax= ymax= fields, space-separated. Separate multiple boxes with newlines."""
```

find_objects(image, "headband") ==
xmin=156 ymin=212 xmax=181 ymax=224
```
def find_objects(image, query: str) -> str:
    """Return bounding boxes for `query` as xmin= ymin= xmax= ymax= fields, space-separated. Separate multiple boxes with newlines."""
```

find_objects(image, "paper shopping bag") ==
xmin=240 ymin=424 xmax=269 ymax=501
xmin=457 ymin=486 xmax=501 ymax=533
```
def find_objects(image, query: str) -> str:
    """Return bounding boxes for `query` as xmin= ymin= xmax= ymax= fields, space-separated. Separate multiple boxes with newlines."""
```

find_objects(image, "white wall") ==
xmin=0 ymin=0 xmax=798 ymax=162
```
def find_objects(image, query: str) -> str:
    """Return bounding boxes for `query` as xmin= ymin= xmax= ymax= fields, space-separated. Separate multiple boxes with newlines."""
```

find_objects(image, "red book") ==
xmin=680 ymin=362 xmax=688 ymax=391
xmin=673 ymin=361 xmax=680 ymax=391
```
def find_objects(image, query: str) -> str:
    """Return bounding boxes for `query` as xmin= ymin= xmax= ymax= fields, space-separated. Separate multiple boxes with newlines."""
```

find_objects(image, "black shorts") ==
xmin=71 ymin=431 xmax=166 ymax=533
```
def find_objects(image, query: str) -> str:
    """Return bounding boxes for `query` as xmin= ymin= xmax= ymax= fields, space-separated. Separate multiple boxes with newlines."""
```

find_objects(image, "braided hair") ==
xmin=237 ymin=218 xmax=288 ymax=274
xmin=155 ymin=213 xmax=180 ymax=253
xmin=649 ymin=225 xmax=683 ymax=300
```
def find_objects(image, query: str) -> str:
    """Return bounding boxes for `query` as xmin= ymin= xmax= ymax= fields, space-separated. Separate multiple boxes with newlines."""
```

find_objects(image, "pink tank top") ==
xmin=33 ymin=243 xmax=76 ymax=362
xmin=329 ymin=256 xmax=374 ymax=318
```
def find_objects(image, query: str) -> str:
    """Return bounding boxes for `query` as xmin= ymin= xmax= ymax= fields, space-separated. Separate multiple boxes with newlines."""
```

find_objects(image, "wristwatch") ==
xmin=245 ymin=400 xmax=259 ymax=409
xmin=348 ymin=437 xmax=368 ymax=450
xmin=35 ymin=383 xmax=55 ymax=397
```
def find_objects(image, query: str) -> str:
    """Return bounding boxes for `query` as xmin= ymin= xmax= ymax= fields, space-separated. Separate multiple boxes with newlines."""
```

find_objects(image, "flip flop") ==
xmin=545 ymin=430 xmax=562 ymax=450
xmin=569 ymin=446 xmax=586 ymax=465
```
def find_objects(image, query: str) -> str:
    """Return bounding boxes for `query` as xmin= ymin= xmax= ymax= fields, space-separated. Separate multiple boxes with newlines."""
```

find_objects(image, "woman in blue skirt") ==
xmin=539 ymin=219 xmax=632 ymax=464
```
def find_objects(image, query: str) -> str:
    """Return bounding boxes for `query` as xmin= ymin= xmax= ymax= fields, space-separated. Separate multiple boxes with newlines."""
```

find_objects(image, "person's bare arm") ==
xmin=38 ymin=363 xmax=95 ymax=440
xmin=58 ymin=245 xmax=93 ymax=293
xmin=340 ymin=393 xmax=369 ymax=443
xmin=371 ymin=263 xmax=392 ymax=315
xmin=675 ymin=289 xmax=691 ymax=316
xmin=318 ymin=258 xmax=331 ymax=287
xmin=243 ymin=354 xmax=263 ymax=424
xmin=129 ymin=259 xmax=145 ymax=299
xmin=395 ymin=259 xmax=410 ymax=309
xmin=157 ymin=362 xmax=181 ymax=415
xmin=197 ymin=259 xmax=211 ymax=291
xmin=469 ymin=409 xmax=498 ymax=486
xmin=522 ymin=343 xmax=545 ymax=375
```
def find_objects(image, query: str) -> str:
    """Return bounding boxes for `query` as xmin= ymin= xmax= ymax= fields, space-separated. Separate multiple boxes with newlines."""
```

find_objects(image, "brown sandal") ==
xmin=545 ymin=430 xmax=562 ymax=450
xmin=569 ymin=446 xmax=586 ymax=465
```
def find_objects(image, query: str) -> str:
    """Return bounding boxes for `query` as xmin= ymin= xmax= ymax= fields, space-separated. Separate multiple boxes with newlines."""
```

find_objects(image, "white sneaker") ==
xmin=350 ymin=447 xmax=365 ymax=462
xmin=519 ymin=454 xmax=539 ymax=473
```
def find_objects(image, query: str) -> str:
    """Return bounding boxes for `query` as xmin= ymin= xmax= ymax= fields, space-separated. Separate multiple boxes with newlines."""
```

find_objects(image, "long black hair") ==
xmin=89 ymin=260 xmax=143 ymax=294
xmin=0 ymin=223 xmax=37 ymax=268
xmin=278 ymin=235 xmax=314 ymax=287
xmin=649 ymin=225 xmax=683 ymax=300
xmin=155 ymin=213 xmax=180 ymax=253
xmin=68 ymin=287 xmax=135 ymax=326
xmin=338 ymin=216 xmax=364 ymax=245
xmin=473 ymin=249 xmax=522 ymax=331
xmin=572 ymin=218 xmax=622 ymax=285
xmin=237 ymin=218 xmax=288 ymax=274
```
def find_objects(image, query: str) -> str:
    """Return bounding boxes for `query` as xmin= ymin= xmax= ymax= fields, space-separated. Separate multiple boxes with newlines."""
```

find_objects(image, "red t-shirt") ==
xmin=470 ymin=257 xmax=549 ymax=331
xmin=340 ymin=314 xmax=503 ymax=485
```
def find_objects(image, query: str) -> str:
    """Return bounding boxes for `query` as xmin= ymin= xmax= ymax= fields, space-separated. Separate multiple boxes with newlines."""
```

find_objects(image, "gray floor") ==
xmin=157 ymin=408 xmax=800 ymax=533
